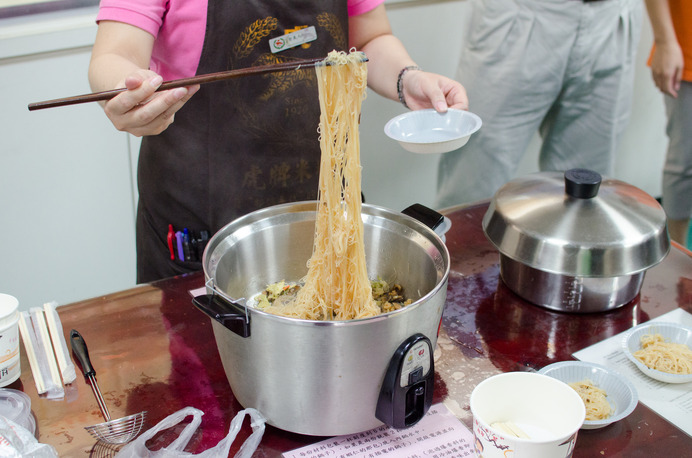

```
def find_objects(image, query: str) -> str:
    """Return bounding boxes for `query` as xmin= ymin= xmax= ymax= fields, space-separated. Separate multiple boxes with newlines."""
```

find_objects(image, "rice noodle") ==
xmin=262 ymin=50 xmax=379 ymax=320
xmin=568 ymin=379 xmax=613 ymax=421
xmin=633 ymin=333 xmax=692 ymax=375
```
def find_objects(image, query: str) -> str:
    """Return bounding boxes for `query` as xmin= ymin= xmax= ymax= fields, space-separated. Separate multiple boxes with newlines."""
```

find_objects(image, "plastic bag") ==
xmin=115 ymin=407 xmax=265 ymax=458
xmin=0 ymin=415 xmax=59 ymax=458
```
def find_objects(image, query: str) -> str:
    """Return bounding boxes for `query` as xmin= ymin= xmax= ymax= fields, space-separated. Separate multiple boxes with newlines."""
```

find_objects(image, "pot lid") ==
xmin=482 ymin=169 xmax=670 ymax=276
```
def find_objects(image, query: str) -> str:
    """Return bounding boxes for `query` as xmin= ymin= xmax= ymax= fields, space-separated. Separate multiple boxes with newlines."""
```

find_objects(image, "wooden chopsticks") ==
xmin=28 ymin=56 xmax=334 ymax=111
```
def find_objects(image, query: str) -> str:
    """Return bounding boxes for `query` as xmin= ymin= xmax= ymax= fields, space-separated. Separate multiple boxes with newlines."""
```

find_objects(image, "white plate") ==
xmin=538 ymin=361 xmax=638 ymax=430
xmin=384 ymin=109 xmax=482 ymax=154
xmin=622 ymin=322 xmax=692 ymax=384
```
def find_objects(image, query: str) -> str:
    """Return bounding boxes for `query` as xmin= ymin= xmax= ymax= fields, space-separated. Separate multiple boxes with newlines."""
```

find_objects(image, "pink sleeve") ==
xmin=96 ymin=0 xmax=166 ymax=38
xmin=348 ymin=0 xmax=386 ymax=17
xmin=95 ymin=0 xmax=206 ymax=80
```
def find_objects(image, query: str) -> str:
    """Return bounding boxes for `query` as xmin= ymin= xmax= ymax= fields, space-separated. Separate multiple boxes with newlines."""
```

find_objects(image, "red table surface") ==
xmin=11 ymin=202 xmax=692 ymax=457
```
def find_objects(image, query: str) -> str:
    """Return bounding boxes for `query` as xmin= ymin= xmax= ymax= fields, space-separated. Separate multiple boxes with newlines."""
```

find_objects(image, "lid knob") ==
xmin=564 ymin=168 xmax=601 ymax=199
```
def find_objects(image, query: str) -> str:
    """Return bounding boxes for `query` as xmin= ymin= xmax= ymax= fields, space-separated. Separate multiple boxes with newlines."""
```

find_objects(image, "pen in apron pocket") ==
xmin=167 ymin=224 xmax=176 ymax=260
xmin=175 ymin=231 xmax=184 ymax=261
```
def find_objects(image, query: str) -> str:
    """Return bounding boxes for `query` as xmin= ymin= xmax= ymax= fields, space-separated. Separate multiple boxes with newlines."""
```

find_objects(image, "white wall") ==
xmin=0 ymin=0 xmax=669 ymax=311
xmin=1 ymin=8 xmax=137 ymax=311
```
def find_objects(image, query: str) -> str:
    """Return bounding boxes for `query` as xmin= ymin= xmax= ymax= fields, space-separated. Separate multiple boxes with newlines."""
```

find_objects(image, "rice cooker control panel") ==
xmin=376 ymin=333 xmax=434 ymax=429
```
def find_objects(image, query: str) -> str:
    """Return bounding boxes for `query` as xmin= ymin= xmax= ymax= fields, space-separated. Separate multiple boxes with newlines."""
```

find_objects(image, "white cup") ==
xmin=0 ymin=294 xmax=20 ymax=387
xmin=470 ymin=372 xmax=585 ymax=458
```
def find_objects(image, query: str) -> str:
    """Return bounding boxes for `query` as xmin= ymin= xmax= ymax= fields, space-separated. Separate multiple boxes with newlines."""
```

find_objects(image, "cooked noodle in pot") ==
xmin=259 ymin=50 xmax=381 ymax=321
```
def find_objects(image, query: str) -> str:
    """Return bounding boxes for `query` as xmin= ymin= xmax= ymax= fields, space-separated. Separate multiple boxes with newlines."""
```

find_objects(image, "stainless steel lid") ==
xmin=482 ymin=169 xmax=670 ymax=276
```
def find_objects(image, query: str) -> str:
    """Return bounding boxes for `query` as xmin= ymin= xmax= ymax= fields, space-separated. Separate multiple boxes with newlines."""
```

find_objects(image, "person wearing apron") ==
xmin=89 ymin=0 xmax=469 ymax=283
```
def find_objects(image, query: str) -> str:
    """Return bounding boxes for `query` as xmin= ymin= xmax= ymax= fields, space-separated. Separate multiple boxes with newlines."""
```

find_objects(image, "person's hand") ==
xmin=103 ymin=69 xmax=200 ymax=136
xmin=400 ymin=70 xmax=468 ymax=112
xmin=650 ymin=41 xmax=683 ymax=98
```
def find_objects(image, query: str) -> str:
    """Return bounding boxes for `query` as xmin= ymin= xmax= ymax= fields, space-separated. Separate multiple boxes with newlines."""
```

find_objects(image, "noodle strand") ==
xmin=262 ymin=50 xmax=379 ymax=320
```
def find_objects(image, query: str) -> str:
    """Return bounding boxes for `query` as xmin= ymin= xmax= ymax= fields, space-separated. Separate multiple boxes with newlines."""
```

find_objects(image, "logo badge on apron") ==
xmin=270 ymin=26 xmax=317 ymax=53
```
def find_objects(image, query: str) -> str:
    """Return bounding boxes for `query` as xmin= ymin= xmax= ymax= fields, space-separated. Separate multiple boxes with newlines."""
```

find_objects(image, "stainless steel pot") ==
xmin=193 ymin=201 xmax=449 ymax=435
xmin=483 ymin=169 xmax=670 ymax=313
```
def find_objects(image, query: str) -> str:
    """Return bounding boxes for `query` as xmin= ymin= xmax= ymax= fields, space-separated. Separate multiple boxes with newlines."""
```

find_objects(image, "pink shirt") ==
xmin=97 ymin=0 xmax=385 ymax=80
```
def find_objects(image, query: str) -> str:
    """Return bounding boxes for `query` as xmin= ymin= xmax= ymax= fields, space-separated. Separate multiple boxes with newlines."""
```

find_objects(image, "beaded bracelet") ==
xmin=397 ymin=65 xmax=421 ymax=109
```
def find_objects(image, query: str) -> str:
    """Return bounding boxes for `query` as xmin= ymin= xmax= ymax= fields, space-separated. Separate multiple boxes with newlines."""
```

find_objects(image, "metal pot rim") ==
xmin=202 ymin=200 xmax=451 ymax=324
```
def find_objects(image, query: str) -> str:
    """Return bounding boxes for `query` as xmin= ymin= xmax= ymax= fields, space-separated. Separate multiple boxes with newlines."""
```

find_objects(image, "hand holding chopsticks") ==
xmin=27 ymin=56 xmax=339 ymax=111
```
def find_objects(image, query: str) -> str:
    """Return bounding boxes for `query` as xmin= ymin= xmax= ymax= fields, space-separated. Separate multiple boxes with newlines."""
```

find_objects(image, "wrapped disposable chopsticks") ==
xmin=17 ymin=312 xmax=45 ymax=394
xmin=43 ymin=301 xmax=76 ymax=384
xmin=19 ymin=312 xmax=65 ymax=399
xmin=29 ymin=307 xmax=65 ymax=397
xmin=19 ymin=310 xmax=64 ymax=399
xmin=18 ymin=303 xmax=77 ymax=397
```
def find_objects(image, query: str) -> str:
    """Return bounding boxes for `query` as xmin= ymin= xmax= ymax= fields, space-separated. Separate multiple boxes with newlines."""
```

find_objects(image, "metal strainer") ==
xmin=70 ymin=329 xmax=147 ymax=444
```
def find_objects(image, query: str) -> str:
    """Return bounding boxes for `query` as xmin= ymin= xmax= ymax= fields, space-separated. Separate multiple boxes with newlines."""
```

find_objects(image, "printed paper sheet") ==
xmin=283 ymin=403 xmax=475 ymax=458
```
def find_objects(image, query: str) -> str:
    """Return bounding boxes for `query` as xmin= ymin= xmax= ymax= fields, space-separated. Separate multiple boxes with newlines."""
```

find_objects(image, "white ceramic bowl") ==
xmin=623 ymin=322 xmax=692 ymax=384
xmin=538 ymin=361 xmax=638 ymax=430
xmin=470 ymin=372 xmax=585 ymax=458
xmin=384 ymin=109 xmax=482 ymax=154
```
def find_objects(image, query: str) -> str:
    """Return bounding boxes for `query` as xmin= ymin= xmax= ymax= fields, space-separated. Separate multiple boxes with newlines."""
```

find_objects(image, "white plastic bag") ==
xmin=0 ymin=415 xmax=59 ymax=458
xmin=115 ymin=407 xmax=265 ymax=458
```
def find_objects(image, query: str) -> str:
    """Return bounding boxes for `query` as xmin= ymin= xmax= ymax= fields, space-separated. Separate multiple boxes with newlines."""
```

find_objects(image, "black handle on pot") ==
xmin=192 ymin=294 xmax=251 ymax=338
xmin=564 ymin=168 xmax=601 ymax=199
xmin=402 ymin=203 xmax=444 ymax=231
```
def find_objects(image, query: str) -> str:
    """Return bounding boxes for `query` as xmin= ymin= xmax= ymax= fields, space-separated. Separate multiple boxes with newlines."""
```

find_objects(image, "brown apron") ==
xmin=136 ymin=0 xmax=348 ymax=283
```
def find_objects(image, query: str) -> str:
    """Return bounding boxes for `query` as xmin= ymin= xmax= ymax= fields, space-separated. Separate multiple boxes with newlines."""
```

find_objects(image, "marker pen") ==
xmin=182 ymin=228 xmax=191 ymax=261
xmin=175 ymin=231 xmax=184 ymax=261
xmin=167 ymin=224 xmax=176 ymax=260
